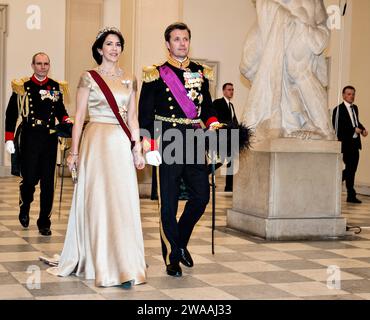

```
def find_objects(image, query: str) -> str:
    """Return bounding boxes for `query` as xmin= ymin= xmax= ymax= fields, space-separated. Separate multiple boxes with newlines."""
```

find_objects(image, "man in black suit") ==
xmin=332 ymin=86 xmax=368 ymax=203
xmin=212 ymin=83 xmax=238 ymax=192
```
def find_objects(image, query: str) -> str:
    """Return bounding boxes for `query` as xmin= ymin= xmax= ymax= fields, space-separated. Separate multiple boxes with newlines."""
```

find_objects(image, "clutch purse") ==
xmin=71 ymin=163 xmax=78 ymax=184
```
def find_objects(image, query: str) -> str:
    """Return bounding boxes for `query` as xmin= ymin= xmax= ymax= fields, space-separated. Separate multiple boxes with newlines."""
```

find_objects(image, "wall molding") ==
xmin=0 ymin=4 xmax=8 ymax=177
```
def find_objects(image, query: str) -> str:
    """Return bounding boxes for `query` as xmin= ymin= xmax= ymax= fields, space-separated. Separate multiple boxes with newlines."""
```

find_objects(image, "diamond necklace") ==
xmin=97 ymin=67 xmax=123 ymax=78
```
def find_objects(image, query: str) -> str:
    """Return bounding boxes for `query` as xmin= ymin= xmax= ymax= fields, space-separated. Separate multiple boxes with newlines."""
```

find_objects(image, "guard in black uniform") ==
xmin=4 ymin=52 xmax=71 ymax=236
xmin=139 ymin=23 xmax=221 ymax=277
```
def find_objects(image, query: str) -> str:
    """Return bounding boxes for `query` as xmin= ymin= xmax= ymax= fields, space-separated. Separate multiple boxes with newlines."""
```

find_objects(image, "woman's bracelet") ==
xmin=69 ymin=152 xmax=79 ymax=156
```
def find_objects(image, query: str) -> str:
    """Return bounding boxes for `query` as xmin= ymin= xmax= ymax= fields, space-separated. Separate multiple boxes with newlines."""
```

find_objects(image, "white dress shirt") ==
xmin=344 ymin=100 xmax=358 ymax=138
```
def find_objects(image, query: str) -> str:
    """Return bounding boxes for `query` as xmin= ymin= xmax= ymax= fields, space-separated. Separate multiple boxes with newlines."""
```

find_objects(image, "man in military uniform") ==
xmin=139 ymin=22 xmax=221 ymax=277
xmin=5 ymin=52 xmax=72 ymax=236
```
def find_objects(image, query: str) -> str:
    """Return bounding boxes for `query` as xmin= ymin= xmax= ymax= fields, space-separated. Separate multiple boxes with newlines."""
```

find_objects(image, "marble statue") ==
xmin=240 ymin=0 xmax=335 ymax=140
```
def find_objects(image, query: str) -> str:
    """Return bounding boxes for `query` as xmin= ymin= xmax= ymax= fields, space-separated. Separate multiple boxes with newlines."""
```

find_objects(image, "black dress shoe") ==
xmin=18 ymin=214 xmax=29 ymax=228
xmin=166 ymin=263 xmax=182 ymax=277
xmin=39 ymin=228 xmax=52 ymax=236
xmin=180 ymin=248 xmax=194 ymax=268
xmin=347 ymin=197 xmax=362 ymax=204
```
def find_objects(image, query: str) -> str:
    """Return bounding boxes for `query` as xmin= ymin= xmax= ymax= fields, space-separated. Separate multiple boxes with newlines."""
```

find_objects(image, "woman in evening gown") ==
xmin=47 ymin=27 xmax=147 ymax=287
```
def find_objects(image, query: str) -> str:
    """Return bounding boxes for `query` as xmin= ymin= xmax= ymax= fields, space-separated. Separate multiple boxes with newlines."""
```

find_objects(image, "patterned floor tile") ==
xmin=25 ymin=281 xmax=96 ymax=297
xmin=192 ymin=272 xmax=263 ymax=287
xmin=220 ymin=261 xmax=283 ymax=273
xmin=0 ymin=284 xmax=34 ymax=299
xmin=220 ymin=284 xmax=294 ymax=300
xmin=271 ymin=281 xmax=348 ymax=297
xmin=1 ymin=176 xmax=370 ymax=300
xmin=292 ymin=269 xmax=362 ymax=281
xmin=245 ymin=271 xmax=313 ymax=284
xmin=161 ymin=287 xmax=238 ymax=300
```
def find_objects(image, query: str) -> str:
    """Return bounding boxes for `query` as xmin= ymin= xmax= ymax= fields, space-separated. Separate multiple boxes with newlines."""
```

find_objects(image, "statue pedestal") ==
xmin=227 ymin=138 xmax=346 ymax=240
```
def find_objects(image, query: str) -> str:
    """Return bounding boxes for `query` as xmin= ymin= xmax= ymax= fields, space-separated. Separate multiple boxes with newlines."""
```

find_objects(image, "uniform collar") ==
xmin=31 ymin=74 xmax=49 ymax=86
xmin=167 ymin=55 xmax=190 ymax=69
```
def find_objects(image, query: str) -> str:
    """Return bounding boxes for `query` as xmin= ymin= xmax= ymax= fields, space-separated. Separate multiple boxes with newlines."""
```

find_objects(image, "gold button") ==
xmin=28 ymin=93 xmax=31 ymax=96
xmin=169 ymin=106 xmax=174 ymax=110
xmin=168 ymin=97 xmax=173 ymax=102
xmin=47 ymin=125 xmax=50 ymax=128
xmin=166 ymin=88 xmax=170 ymax=92
xmin=53 ymin=87 xmax=55 ymax=90
xmin=172 ymin=123 xmax=177 ymax=127
xmin=31 ymin=111 xmax=34 ymax=114
xmin=171 ymin=115 xmax=176 ymax=118
xmin=32 ymin=117 xmax=35 ymax=120
xmin=29 ymin=98 xmax=32 ymax=101
xmin=27 ymin=87 xmax=30 ymax=90
xmin=32 ymin=124 xmax=35 ymax=127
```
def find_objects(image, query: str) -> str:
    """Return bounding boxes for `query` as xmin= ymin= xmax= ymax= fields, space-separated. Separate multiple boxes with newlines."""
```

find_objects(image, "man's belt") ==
xmin=29 ymin=118 xmax=50 ymax=128
xmin=155 ymin=115 xmax=201 ymax=125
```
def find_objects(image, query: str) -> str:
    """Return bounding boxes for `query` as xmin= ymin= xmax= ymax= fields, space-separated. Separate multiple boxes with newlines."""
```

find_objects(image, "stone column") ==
xmin=227 ymin=138 xmax=347 ymax=240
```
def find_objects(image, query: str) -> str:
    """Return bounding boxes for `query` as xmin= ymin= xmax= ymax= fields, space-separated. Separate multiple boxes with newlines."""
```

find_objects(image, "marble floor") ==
xmin=0 ymin=175 xmax=370 ymax=300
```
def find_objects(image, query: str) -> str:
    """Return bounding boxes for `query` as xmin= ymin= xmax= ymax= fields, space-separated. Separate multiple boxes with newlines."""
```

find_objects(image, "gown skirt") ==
xmin=54 ymin=121 xmax=146 ymax=287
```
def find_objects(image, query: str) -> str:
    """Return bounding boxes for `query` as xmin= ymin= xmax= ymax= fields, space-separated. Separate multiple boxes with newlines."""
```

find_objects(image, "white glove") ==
xmin=145 ymin=150 xmax=162 ymax=166
xmin=5 ymin=141 xmax=15 ymax=154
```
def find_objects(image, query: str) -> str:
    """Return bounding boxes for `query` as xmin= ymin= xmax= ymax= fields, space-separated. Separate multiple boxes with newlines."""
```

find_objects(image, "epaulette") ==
xmin=11 ymin=77 xmax=30 ymax=95
xmin=57 ymin=80 xmax=70 ymax=100
xmin=201 ymin=64 xmax=214 ymax=81
xmin=142 ymin=65 xmax=160 ymax=83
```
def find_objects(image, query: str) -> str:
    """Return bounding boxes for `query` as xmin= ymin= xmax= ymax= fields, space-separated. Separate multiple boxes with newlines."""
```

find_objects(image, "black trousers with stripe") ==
xmin=157 ymin=162 xmax=210 ymax=265
xmin=19 ymin=128 xmax=58 ymax=229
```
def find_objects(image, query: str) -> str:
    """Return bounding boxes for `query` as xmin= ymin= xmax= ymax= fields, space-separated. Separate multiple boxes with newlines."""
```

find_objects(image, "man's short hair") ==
xmin=164 ymin=22 xmax=191 ymax=42
xmin=32 ymin=52 xmax=50 ymax=64
xmin=342 ymin=85 xmax=356 ymax=94
xmin=222 ymin=83 xmax=233 ymax=90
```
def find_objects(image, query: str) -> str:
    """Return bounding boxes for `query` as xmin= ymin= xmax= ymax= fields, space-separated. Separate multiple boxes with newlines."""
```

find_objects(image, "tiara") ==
xmin=96 ymin=27 xmax=122 ymax=40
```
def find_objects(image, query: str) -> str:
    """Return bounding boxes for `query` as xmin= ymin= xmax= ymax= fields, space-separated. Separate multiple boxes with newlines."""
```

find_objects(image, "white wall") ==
xmin=325 ymin=0 xmax=352 ymax=110
xmin=350 ymin=0 xmax=370 ymax=190
xmin=134 ymin=0 xmax=182 ymax=79
xmin=3 ymin=0 xmax=66 ymax=104
xmin=183 ymin=0 xmax=256 ymax=120
xmin=1 ymin=0 xmax=66 ymax=169
xmin=103 ymin=0 xmax=120 ymax=28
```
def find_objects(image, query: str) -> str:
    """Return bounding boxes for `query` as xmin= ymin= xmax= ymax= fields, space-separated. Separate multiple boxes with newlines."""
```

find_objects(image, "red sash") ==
xmin=88 ymin=70 xmax=134 ymax=150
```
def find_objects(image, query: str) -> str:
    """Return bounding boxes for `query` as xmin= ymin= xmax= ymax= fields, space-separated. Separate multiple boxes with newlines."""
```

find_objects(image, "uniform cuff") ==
xmin=206 ymin=117 xmax=219 ymax=128
xmin=142 ymin=137 xmax=158 ymax=152
xmin=5 ymin=132 xmax=14 ymax=141
xmin=62 ymin=116 xmax=72 ymax=123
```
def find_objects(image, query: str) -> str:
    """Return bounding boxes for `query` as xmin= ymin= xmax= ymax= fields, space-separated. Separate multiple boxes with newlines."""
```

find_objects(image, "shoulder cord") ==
xmin=18 ymin=94 xmax=29 ymax=118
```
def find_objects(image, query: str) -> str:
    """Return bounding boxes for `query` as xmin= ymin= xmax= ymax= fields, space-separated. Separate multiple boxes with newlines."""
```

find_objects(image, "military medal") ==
xmin=183 ymin=71 xmax=203 ymax=89
xmin=39 ymin=89 xmax=60 ymax=102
